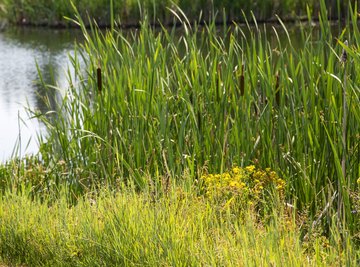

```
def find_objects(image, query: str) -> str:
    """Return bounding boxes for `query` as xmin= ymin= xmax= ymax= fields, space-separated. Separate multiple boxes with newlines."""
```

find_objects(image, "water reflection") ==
xmin=0 ymin=27 xmax=82 ymax=161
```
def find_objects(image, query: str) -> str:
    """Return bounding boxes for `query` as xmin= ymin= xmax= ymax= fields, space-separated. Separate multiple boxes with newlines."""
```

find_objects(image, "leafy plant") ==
xmin=200 ymin=165 xmax=285 ymax=215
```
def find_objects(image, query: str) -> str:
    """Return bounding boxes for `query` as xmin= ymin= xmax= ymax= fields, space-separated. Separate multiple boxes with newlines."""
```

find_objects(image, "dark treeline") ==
xmin=0 ymin=0 xmax=356 ymax=27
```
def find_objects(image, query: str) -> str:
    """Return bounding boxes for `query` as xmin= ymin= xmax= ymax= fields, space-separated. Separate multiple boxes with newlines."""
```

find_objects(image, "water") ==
xmin=0 ymin=27 xmax=82 ymax=161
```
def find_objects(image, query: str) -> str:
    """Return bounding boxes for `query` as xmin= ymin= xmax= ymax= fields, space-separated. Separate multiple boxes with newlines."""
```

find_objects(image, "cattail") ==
xmin=339 ymin=40 xmax=349 ymax=222
xmin=239 ymin=64 xmax=245 ymax=96
xmin=97 ymin=64 xmax=102 ymax=93
xmin=275 ymin=72 xmax=280 ymax=106
xmin=340 ymin=40 xmax=348 ymax=64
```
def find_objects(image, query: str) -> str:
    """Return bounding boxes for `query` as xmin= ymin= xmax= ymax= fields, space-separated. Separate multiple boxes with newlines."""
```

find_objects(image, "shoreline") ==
xmin=0 ymin=15 xmax=346 ymax=30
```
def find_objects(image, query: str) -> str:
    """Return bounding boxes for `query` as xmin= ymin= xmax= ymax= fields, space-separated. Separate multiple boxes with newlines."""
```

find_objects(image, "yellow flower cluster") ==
xmin=200 ymin=165 xmax=285 ymax=207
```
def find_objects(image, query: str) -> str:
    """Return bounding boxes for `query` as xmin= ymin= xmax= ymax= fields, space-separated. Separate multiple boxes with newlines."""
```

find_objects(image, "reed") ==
xmin=26 ymin=0 xmax=360 ymax=235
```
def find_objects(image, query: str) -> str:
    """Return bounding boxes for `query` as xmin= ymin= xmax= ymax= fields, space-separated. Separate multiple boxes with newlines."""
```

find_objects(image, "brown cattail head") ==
xmin=340 ymin=40 xmax=348 ymax=64
xmin=239 ymin=64 xmax=245 ymax=96
xmin=97 ymin=66 xmax=102 ymax=93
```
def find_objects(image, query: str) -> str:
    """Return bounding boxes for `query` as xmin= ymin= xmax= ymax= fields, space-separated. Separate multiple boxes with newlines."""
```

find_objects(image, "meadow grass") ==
xmin=0 ymin=181 xmax=358 ymax=266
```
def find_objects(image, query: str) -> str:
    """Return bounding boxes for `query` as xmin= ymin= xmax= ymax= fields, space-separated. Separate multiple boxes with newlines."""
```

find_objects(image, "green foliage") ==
xmin=0 ymin=0 xmax=353 ymax=26
xmin=201 ymin=165 xmax=285 ymax=215
xmin=20 ymin=0 xmax=359 ymax=233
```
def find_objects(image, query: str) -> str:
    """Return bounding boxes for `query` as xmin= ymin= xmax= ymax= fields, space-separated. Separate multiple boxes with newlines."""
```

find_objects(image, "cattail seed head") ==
xmin=97 ymin=66 xmax=102 ymax=93
xmin=239 ymin=64 xmax=245 ymax=96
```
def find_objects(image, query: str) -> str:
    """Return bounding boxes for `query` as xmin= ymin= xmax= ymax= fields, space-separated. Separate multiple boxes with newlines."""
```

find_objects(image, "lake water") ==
xmin=0 ymin=27 xmax=82 ymax=161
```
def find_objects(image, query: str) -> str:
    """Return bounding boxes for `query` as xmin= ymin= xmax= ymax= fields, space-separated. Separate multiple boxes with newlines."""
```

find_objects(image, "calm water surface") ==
xmin=0 ymin=27 xmax=82 ymax=161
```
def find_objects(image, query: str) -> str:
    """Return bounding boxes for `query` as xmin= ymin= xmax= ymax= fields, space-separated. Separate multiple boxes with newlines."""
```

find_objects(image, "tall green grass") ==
xmin=29 ymin=0 xmax=360 ymax=231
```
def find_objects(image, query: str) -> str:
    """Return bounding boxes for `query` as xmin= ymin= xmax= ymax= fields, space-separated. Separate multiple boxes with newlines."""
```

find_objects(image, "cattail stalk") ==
xmin=339 ymin=40 xmax=348 ymax=222
xmin=216 ymin=62 xmax=222 ymax=101
xmin=275 ymin=72 xmax=280 ymax=106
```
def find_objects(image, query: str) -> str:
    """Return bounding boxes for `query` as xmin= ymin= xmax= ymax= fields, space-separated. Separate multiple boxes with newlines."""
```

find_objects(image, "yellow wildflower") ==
xmin=232 ymin=166 xmax=241 ymax=175
xmin=234 ymin=174 xmax=242 ymax=181
xmin=223 ymin=172 xmax=231 ymax=181
xmin=201 ymin=165 xmax=284 ymax=211
xmin=229 ymin=181 xmax=240 ymax=187
xmin=245 ymin=165 xmax=255 ymax=173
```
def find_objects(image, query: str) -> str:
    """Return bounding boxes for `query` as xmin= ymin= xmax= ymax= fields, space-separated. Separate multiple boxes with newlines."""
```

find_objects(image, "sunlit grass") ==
xmin=0 ymin=183 xmax=358 ymax=266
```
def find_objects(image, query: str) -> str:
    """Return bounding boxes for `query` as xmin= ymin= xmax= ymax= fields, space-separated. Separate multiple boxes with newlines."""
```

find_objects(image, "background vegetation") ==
xmin=0 ymin=0 xmax=353 ymax=27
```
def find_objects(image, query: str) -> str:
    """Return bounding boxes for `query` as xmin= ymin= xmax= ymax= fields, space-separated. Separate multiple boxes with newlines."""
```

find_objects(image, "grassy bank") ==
xmin=0 ymin=159 xmax=359 ymax=265
xmin=0 ymin=0 xmax=352 ymax=27
xmin=0 ymin=184 xmax=358 ymax=266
